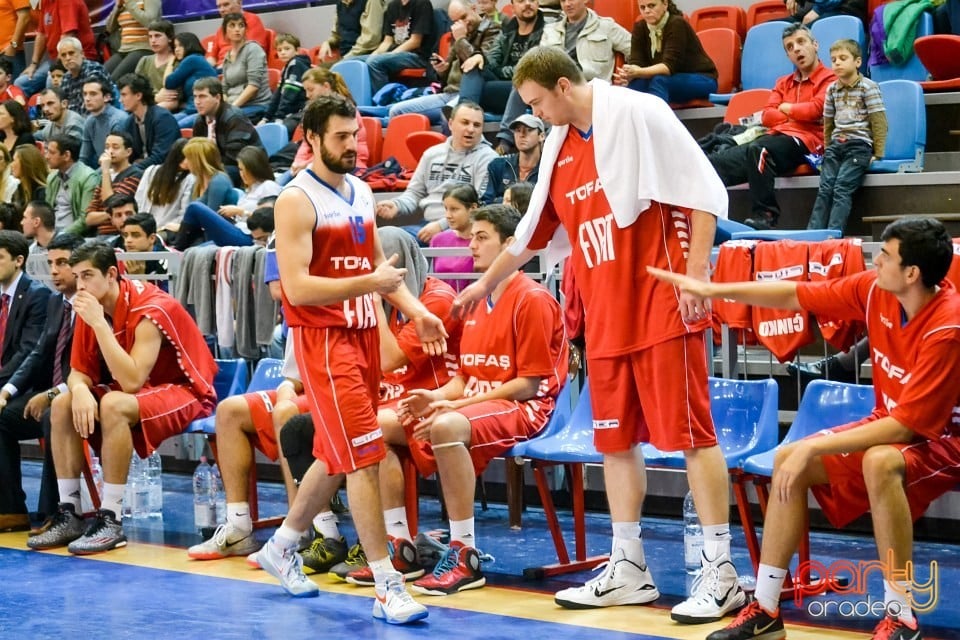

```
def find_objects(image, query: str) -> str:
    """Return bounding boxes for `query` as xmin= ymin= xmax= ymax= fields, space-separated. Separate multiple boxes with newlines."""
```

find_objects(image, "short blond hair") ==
xmin=513 ymin=46 xmax=584 ymax=90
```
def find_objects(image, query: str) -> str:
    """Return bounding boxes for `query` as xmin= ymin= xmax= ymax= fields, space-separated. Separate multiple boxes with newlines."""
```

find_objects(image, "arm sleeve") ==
xmin=164 ymin=55 xmax=199 ymax=90
xmin=628 ymin=22 xmax=647 ymax=66
xmin=203 ymin=174 xmax=233 ymax=210
xmin=242 ymin=44 xmax=268 ymax=91
xmin=80 ymin=120 xmax=95 ymax=168
xmin=795 ymin=271 xmax=873 ymax=324
xmin=134 ymin=111 xmax=179 ymax=170
xmin=788 ymin=74 xmax=831 ymax=123
xmin=348 ymin=0 xmax=386 ymax=57
xmin=513 ymin=290 xmax=565 ymax=379
xmin=0 ymin=286 xmax=50 ymax=384
xmin=125 ymin=0 xmax=161 ymax=26
xmin=868 ymin=110 xmax=887 ymax=158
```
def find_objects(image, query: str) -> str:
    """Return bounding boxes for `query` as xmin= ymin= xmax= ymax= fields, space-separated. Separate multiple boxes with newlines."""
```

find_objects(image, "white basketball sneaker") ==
xmin=671 ymin=550 xmax=746 ymax=624
xmin=554 ymin=546 xmax=660 ymax=609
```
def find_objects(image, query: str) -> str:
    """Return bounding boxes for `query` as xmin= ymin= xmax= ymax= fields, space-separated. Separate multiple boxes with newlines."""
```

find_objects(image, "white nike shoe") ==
xmin=671 ymin=550 xmax=746 ymax=624
xmin=187 ymin=523 xmax=260 ymax=560
xmin=373 ymin=574 xmax=429 ymax=624
xmin=554 ymin=547 xmax=660 ymax=609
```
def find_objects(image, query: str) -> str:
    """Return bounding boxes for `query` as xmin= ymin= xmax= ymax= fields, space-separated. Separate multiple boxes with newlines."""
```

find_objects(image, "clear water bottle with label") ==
xmin=683 ymin=490 xmax=704 ymax=574
xmin=130 ymin=454 xmax=150 ymax=519
xmin=122 ymin=452 xmax=137 ymax=519
xmin=146 ymin=451 xmax=163 ymax=518
xmin=210 ymin=461 xmax=226 ymax=525
xmin=192 ymin=456 xmax=215 ymax=532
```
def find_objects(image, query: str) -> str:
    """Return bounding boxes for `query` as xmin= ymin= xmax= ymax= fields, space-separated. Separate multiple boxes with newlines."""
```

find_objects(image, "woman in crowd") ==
xmin=174 ymin=137 xmax=237 ymax=250
xmin=162 ymin=32 xmax=219 ymax=126
xmin=105 ymin=0 xmax=162 ymax=80
xmin=10 ymin=144 xmax=47 ymax=212
xmin=0 ymin=145 xmax=18 ymax=203
xmin=183 ymin=145 xmax=281 ymax=247
xmin=429 ymin=184 xmax=479 ymax=293
xmin=220 ymin=13 xmax=273 ymax=121
xmin=0 ymin=100 xmax=34 ymax=152
xmin=136 ymin=138 xmax=196 ymax=238
xmin=614 ymin=0 xmax=718 ymax=104
xmin=135 ymin=19 xmax=177 ymax=94
xmin=503 ymin=181 xmax=533 ymax=214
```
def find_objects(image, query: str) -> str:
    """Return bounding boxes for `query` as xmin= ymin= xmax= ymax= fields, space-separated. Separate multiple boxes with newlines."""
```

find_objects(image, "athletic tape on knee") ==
xmin=430 ymin=441 xmax=466 ymax=451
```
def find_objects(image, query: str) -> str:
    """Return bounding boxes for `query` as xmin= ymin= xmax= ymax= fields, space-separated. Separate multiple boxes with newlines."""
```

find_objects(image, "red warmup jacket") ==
xmin=762 ymin=62 xmax=836 ymax=155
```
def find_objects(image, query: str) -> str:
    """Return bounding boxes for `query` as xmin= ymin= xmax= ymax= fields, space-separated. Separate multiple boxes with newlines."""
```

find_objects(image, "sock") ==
xmin=226 ymin=502 xmax=252 ymax=539
xmin=369 ymin=556 xmax=398 ymax=589
xmin=702 ymin=524 xmax=732 ymax=561
xmin=313 ymin=511 xmax=340 ymax=539
xmin=449 ymin=517 xmax=475 ymax=546
xmin=384 ymin=507 xmax=411 ymax=542
xmin=273 ymin=523 xmax=303 ymax=550
xmin=884 ymin=579 xmax=915 ymax=623
xmin=101 ymin=483 xmax=124 ymax=517
xmin=611 ymin=521 xmax=645 ymax=563
xmin=58 ymin=478 xmax=82 ymax=511
xmin=755 ymin=564 xmax=787 ymax=615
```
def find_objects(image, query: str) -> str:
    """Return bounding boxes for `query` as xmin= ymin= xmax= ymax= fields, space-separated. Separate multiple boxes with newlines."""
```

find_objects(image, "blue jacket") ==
xmin=164 ymin=54 xmax=219 ymax=114
xmin=122 ymin=105 xmax=180 ymax=171
xmin=481 ymin=153 xmax=539 ymax=204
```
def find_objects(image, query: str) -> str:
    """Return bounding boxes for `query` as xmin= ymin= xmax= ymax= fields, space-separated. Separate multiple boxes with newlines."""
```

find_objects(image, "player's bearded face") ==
xmin=319 ymin=136 xmax=357 ymax=175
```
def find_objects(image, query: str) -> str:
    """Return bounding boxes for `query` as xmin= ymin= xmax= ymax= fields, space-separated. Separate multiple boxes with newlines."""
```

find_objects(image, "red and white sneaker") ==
xmin=347 ymin=535 xmax=424 ymax=586
xmin=872 ymin=614 xmax=923 ymax=640
xmin=411 ymin=541 xmax=485 ymax=596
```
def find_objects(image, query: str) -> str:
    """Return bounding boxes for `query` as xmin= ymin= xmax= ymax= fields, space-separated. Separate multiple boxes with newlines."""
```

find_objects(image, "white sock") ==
xmin=273 ymin=523 xmax=303 ymax=550
xmin=313 ymin=511 xmax=340 ymax=539
xmin=368 ymin=556 xmax=398 ymax=589
xmin=611 ymin=521 xmax=645 ymax=563
xmin=702 ymin=524 xmax=731 ymax=560
xmin=384 ymin=507 xmax=411 ymax=541
xmin=58 ymin=478 xmax=82 ymax=511
xmin=101 ymin=483 xmax=124 ymax=517
xmin=226 ymin=502 xmax=252 ymax=538
xmin=755 ymin=564 xmax=786 ymax=615
xmin=449 ymin=517 xmax=475 ymax=546
xmin=884 ymin=579 xmax=914 ymax=622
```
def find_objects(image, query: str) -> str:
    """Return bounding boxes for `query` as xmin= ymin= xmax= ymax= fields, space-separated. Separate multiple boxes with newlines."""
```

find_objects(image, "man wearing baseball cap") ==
xmin=482 ymin=113 xmax=545 ymax=204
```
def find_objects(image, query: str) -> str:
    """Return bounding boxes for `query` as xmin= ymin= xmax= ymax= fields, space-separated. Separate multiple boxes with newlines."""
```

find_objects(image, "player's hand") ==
xmin=71 ymin=386 xmax=99 ymax=439
xmin=453 ymin=278 xmax=492 ymax=318
xmin=376 ymin=201 xmax=399 ymax=220
xmin=72 ymin=290 xmax=109 ymax=330
xmin=416 ymin=220 xmax=442 ymax=244
xmin=371 ymin=253 xmax=407 ymax=295
xmin=413 ymin=311 xmax=448 ymax=356
xmin=24 ymin=392 xmax=50 ymax=421
xmin=771 ymin=442 xmax=813 ymax=504
xmin=646 ymin=266 xmax=714 ymax=323
xmin=398 ymin=388 xmax=440 ymax=422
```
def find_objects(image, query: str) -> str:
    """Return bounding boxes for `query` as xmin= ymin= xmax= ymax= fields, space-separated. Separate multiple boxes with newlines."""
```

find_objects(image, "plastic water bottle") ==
xmin=122 ymin=453 xmax=137 ymax=519
xmin=210 ymin=461 xmax=226 ymax=525
xmin=147 ymin=451 xmax=163 ymax=518
xmin=683 ymin=490 xmax=704 ymax=574
xmin=193 ymin=456 xmax=215 ymax=532
xmin=130 ymin=455 xmax=150 ymax=519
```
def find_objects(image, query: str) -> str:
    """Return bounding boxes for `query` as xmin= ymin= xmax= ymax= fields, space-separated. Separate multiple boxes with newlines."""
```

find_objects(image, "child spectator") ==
xmin=261 ymin=33 xmax=311 ymax=130
xmin=48 ymin=60 xmax=66 ymax=89
xmin=429 ymin=184 xmax=479 ymax=292
xmin=807 ymin=39 xmax=886 ymax=234
xmin=503 ymin=181 xmax=533 ymax=215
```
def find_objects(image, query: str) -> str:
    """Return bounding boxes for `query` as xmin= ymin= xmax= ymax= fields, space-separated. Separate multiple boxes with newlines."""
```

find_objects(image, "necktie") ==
xmin=53 ymin=300 xmax=72 ymax=386
xmin=0 ymin=294 xmax=8 ymax=362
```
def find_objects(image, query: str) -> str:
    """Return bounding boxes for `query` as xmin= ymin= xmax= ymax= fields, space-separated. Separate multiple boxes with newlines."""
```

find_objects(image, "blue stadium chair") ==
xmin=811 ymin=15 xmax=866 ymax=71
xmin=185 ymin=358 xmax=249 ymax=436
xmin=711 ymin=21 xmax=794 ymax=104
xmin=255 ymin=122 xmax=289 ymax=158
xmin=868 ymin=11 xmax=933 ymax=82
xmin=246 ymin=357 xmax=285 ymax=393
xmin=505 ymin=382 xmax=574 ymax=459
xmin=331 ymin=59 xmax=373 ymax=107
xmin=731 ymin=229 xmax=842 ymax=241
xmin=715 ymin=217 xmax=756 ymax=244
xmin=870 ymin=80 xmax=926 ymax=173
xmin=739 ymin=380 xmax=874 ymax=573
xmin=231 ymin=188 xmax=244 ymax=205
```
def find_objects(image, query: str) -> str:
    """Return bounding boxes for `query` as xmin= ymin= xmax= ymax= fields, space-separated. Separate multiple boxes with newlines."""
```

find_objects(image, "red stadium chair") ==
xmin=746 ymin=0 xmax=791 ymax=29
xmin=673 ymin=27 xmax=741 ymax=109
xmin=405 ymin=130 xmax=446 ymax=164
xmin=361 ymin=116 xmax=383 ymax=165
xmin=723 ymin=87 xmax=771 ymax=125
xmin=265 ymin=28 xmax=283 ymax=71
xmin=914 ymin=35 xmax=960 ymax=92
xmin=381 ymin=113 xmax=430 ymax=172
xmin=267 ymin=68 xmax=281 ymax=91
xmin=689 ymin=5 xmax=747 ymax=39
xmin=592 ymin=0 xmax=640 ymax=30
xmin=180 ymin=128 xmax=193 ymax=138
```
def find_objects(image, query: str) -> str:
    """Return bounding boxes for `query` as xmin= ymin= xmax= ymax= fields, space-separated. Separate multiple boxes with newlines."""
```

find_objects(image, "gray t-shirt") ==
xmin=564 ymin=17 xmax=587 ymax=62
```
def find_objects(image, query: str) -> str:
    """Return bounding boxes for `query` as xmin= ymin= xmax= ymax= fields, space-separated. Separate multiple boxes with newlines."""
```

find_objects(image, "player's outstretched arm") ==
xmin=454 ymin=244 xmax=536 ymax=315
xmin=647 ymin=266 xmax=803 ymax=310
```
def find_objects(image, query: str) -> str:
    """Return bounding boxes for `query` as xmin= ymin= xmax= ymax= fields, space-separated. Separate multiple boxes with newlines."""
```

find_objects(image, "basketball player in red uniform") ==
xmin=650 ymin=217 xmax=960 ymax=640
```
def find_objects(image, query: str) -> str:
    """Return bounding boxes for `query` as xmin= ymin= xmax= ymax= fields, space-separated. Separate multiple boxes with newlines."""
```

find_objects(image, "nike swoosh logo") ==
xmin=714 ymin=584 xmax=737 ymax=607
xmin=594 ymin=585 xmax=622 ymax=598
xmin=753 ymin=619 xmax=778 ymax=634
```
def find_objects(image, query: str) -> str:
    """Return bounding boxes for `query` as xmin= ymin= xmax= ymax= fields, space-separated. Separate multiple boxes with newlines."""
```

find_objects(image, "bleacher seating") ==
xmin=689 ymin=5 xmax=747 ymax=39
xmin=914 ymin=35 xmax=960 ymax=92
xmin=361 ymin=116 xmax=383 ymax=165
xmin=380 ymin=113 xmax=431 ymax=173
xmin=699 ymin=28 xmax=742 ymax=96
xmin=710 ymin=21 xmax=794 ymax=104
xmin=256 ymin=122 xmax=289 ymax=157
xmin=871 ymin=80 xmax=926 ymax=173
xmin=593 ymin=0 xmax=640 ymax=30
xmin=810 ymin=15 xmax=867 ymax=71
xmin=868 ymin=10 xmax=933 ymax=82
xmin=405 ymin=131 xmax=446 ymax=164
xmin=745 ymin=0 xmax=791 ymax=28
xmin=267 ymin=68 xmax=281 ymax=91
xmin=331 ymin=59 xmax=373 ymax=107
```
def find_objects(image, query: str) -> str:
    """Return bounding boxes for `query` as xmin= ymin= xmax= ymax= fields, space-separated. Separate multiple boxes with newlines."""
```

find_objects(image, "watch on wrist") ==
xmin=46 ymin=388 xmax=60 ymax=401
xmin=10 ymin=41 xmax=18 ymax=49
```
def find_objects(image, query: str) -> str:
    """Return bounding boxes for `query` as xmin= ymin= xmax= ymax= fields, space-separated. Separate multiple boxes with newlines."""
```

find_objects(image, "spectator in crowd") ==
xmin=317 ymin=0 xmax=386 ymax=60
xmin=0 ymin=200 xmax=15 ymax=229
xmin=191 ymin=77 xmax=262 ymax=185
xmin=615 ymin=0 xmax=718 ymax=104
xmin=386 ymin=0 xmax=500 ymax=123
xmin=540 ymin=0 xmax=631 ymax=83
xmin=134 ymin=19 xmax=176 ymax=94
xmin=79 ymin=79 xmax=128 ymax=169
xmin=502 ymin=181 xmax=532 ymax=214
xmin=104 ymin=0 xmax=161 ymax=80
xmin=57 ymin=36 xmax=117 ymax=116
xmin=429 ymin=183 xmax=479 ymax=293
xmin=0 ymin=99 xmax=32 ymax=151
xmin=10 ymin=144 xmax=47 ymax=212
xmin=0 ymin=144 xmax=16 ymax=202
xmin=261 ymin=34 xmax=311 ymax=129
xmin=356 ymin=0 xmax=435 ymax=93
xmin=21 ymin=200 xmax=56 ymax=256
xmin=173 ymin=137 xmax=235 ymax=250
xmin=85 ymin=131 xmax=144 ymax=237
xmin=116 ymin=73 xmax=179 ymax=171
xmin=176 ymin=145 xmax=280 ymax=248
xmin=135 ymin=138 xmax=195 ymax=238
xmin=103 ymin=192 xmax=138 ymax=249
xmin=162 ymin=33 xmax=219 ymax=127
xmin=807 ymin=39 xmax=886 ymax=234
xmin=120 ymin=211 xmax=170 ymax=286
xmin=47 ymin=60 xmax=66 ymax=89
xmin=245 ymin=206 xmax=274 ymax=247
xmin=205 ymin=0 xmax=270 ymax=67
xmin=463 ymin=0 xmax=546 ymax=154
xmin=33 ymin=87 xmax=84 ymax=142
xmin=16 ymin=0 xmax=96 ymax=98
xmin=220 ymin=13 xmax=273 ymax=122
xmin=376 ymin=101 xmax=496 ymax=243
xmin=44 ymin=134 xmax=98 ymax=235
xmin=787 ymin=0 xmax=866 ymax=26
xmin=0 ymin=0 xmax=30 ymax=78
xmin=0 ymin=59 xmax=24 ymax=103
xmin=482 ymin=114 xmax=543 ymax=204
xmin=709 ymin=24 xmax=834 ymax=230
xmin=28 ymin=241 xmax=217 ymax=555
xmin=475 ymin=0 xmax=504 ymax=24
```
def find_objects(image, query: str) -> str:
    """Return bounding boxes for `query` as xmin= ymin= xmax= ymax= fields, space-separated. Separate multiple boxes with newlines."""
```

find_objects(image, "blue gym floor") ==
xmin=2 ymin=461 xmax=958 ymax=640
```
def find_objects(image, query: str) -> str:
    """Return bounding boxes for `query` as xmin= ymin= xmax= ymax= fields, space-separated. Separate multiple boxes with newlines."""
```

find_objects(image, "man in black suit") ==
xmin=0 ymin=231 xmax=55 ymax=531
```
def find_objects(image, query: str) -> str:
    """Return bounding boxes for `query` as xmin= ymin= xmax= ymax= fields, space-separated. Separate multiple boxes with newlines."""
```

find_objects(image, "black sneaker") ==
xmin=743 ymin=212 xmax=777 ymax=231
xmin=706 ymin=601 xmax=784 ymax=640
xmin=785 ymin=355 xmax=858 ymax=383
xmin=26 ymin=503 xmax=86 ymax=550
xmin=872 ymin=614 xmax=923 ymax=640
xmin=67 ymin=509 xmax=127 ymax=555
